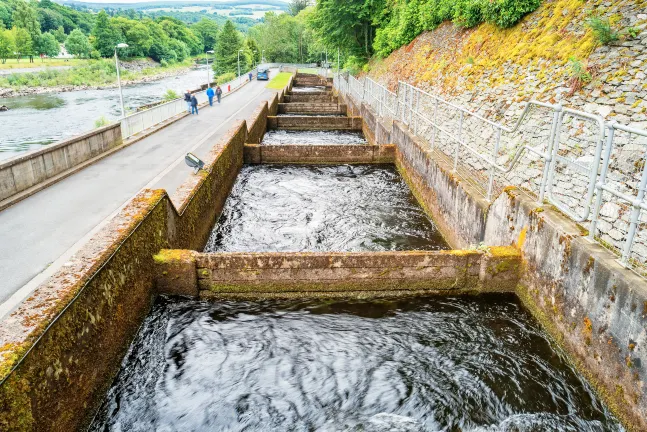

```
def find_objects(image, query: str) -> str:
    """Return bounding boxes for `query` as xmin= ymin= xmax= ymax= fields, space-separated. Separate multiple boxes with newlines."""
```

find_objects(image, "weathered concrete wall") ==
xmin=0 ymin=103 xmax=267 ymax=431
xmin=284 ymin=94 xmax=337 ymax=103
xmin=0 ymin=123 xmax=122 ymax=203
xmin=153 ymin=249 xmax=521 ymax=298
xmin=244 ymin=144 xmax=395 ymax=164
xmin=246 ymin=101 xmax=270 ymax=144
xmin=278 ymin=103 xmax=347 ymax=115
xmin=484 ymin=188 xmax=647 ymax=430
xmin=393 ymin=121 xmax=488 ymax=249
xmin=267 ymin=116 xmax=362 ymax=131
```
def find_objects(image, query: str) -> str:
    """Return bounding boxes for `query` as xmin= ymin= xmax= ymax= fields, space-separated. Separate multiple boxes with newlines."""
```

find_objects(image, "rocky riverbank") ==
xmin=0 ymin=60 xmax=194 ymax=98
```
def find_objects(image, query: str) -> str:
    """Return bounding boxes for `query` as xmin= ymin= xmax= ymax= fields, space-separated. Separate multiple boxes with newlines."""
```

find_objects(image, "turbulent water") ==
xmin=204 ymin=165 xmax=448 ymax=252
xmin=261 ymin=130 xmax=368 ymax=145
xmin=291 ymin=86 xmax=328 ymax=92
xmin=90 ymin=295 xmax=624 ymax=432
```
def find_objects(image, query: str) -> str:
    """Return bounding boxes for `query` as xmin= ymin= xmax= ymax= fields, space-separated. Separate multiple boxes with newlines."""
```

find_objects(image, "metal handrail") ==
xmin=335 ymin=72 xmax=647 ymax=274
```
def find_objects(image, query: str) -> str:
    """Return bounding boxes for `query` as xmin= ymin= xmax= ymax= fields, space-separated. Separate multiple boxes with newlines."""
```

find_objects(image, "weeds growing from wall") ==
xmin=586 ymin=17 xmax=619 ymax=45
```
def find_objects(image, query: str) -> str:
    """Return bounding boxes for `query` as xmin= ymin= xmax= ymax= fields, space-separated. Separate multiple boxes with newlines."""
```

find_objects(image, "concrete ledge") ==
xmin=243 ymin=144 xmax=395 ymax=164
xmin=153 ymin=249 xmax=521 ymax=297
xmin=267 ymin=116 xmax=362 ymax=130
xmin=0 ymin=123 xmax=122 ymax=203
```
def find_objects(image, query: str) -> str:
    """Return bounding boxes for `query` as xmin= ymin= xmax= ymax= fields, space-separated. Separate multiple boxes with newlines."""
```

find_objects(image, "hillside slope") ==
xmin=368 ymin=0 xmax=647 ymax=126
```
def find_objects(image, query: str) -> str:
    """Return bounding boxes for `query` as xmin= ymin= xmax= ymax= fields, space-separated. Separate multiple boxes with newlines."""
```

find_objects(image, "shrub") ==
xmin=163 ymin=89 xmax=179 ymax=101
xmin=215 ymin=72 xmax=236 ymax=84
xmin=586 ymin=17 xmax=619 ymax=45
xmin=567 ymin=57 xmax=592 ymax=94
xmin=482 ymin=0 xmax=541 ymax=28
xmin=94 ymin=116 xmax=111 ymax=128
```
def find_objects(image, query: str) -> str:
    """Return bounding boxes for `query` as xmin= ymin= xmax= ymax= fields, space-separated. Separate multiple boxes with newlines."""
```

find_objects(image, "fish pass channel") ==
xmin=90 ymin=295 xmax=623 ymax=431
xmin=203 ymin=164 xmax=448 ymax=252
xmin=261 ymin=130 xmax=368 ymax=145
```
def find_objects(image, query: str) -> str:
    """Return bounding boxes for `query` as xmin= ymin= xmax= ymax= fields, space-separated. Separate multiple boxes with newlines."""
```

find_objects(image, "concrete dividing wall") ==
xmin=278 ymin=103 xmax=347 ymax=115
xmin=267 ymin=116 xmax=362 ymax=130
xmin=244 ymin=144 xmax=395 ymax=164
xmin=0 ymin=123 xmax=122 ymax=203
xmin=152 ymin=249 xmax=521 ymax=298
xmin=345 ymin=91 xmax=647 ymax=431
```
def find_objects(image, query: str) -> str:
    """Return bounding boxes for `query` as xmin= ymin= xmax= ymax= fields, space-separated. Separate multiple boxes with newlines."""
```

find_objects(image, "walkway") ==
xmin=0 ymin=71 xmax=278 ymax=316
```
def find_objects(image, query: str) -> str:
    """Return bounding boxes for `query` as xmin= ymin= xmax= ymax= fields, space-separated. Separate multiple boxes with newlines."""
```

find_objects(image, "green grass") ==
xmin=0 ymin=58 xmax=90 ymax=70
xmin=265 ymin=72 xmax=292 ymax=90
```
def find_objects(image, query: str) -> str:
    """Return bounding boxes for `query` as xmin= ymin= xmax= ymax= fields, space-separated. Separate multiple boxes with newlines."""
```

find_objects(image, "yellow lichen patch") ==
xmin=153 ymin=249 xmax=195 ymax=265
xmin=517 ymin=227 xmax=528 ymax=249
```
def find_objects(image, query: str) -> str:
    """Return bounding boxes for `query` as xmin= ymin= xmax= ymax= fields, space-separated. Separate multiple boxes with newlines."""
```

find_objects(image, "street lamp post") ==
xmin=114 ymin=43 xmax=129 ymax=119
xmin=262 ymin=50 xmax=265 ymax=63
xmin=237 ymin=49 xmax=243 ymax=84
xmin=205 ymin=49 xmax=214 ymax=88
xmin=252 ymin=51 xmax=257 ymax=69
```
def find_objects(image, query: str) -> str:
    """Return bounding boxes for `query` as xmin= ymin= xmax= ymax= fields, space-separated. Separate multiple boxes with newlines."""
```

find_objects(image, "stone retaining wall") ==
xmin=152 ymin=249 xmax=521 ymax=299
xmin=0 ymin=123 xmax=122 ymax=203
xmin=243 ymin=144 xmax=395 ymax=164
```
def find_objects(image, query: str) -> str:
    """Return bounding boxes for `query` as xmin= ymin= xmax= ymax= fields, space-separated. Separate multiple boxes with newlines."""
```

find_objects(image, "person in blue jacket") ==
xmin=206 ymin=86 xmax=215 ymax=106
xmin=248 ymin=71 xmax=253 ymax=81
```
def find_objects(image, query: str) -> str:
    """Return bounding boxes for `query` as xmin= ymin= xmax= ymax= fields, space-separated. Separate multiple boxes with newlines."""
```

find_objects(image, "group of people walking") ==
xmin=184 ymin=85 xmax=223 ymax=115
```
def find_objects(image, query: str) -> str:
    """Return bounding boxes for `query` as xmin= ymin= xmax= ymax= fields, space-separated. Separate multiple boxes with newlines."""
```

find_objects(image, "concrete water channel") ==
xmin=0 ymin=72 xmax=640 ymax=431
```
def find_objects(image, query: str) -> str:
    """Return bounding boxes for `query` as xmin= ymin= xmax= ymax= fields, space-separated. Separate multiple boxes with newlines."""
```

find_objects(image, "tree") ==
xmin=35 ymin=31 xmax=59 ymax=60
xmin=245 ymin=37 xmax=260 ymax=65
xmin=12 ymin=26 xmax=31 ymax=61
xmin=0 ymin=28 xmax=14 ymax=64
xmin=52 ymin=26 xmax=66 ymax=43
xmin=289 ymin=0 xmax=311 ymax=16
xmin=192 ymin=18 xmax=218 ymax=51
xmin=112 ymin=17 xmax=152 ymax=57
xmin=64 ymin=28 xmax=90 ymax=58
xmin=92 ymin=10 xmax=118 ymax=57
xmin=214 ymin=20 xmax=243 ymax=75
xmin=0 ymin=2 xmax=12 ymax=29
xmin=12 ymin=0 xmax=41 ymax=62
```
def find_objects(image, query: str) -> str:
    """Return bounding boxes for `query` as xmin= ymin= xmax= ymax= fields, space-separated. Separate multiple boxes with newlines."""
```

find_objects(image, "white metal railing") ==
xmin=120 ymin=70 xmax=255 ymax=140
xmin=335 ymin=71 xmax=647 ymax=276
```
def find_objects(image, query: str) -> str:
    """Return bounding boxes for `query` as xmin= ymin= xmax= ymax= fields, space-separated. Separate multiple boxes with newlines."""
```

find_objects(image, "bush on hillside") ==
xmin=373 ymin=0 xmax=542 ymax=57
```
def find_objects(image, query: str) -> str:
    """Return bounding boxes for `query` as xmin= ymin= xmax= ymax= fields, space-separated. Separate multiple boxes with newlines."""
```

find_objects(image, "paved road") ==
xmin=0 ymin=71 xmax=278 ymax=316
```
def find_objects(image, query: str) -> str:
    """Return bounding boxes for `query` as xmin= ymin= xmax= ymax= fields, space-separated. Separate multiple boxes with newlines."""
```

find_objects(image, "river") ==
xmin=0 ymin=68 xmax=213 ymax=162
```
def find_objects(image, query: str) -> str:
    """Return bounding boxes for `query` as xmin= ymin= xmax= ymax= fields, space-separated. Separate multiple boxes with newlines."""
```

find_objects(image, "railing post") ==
xmin=545 ymin=107 xmax=564 ymax=198
xmin=414 ymin=90 xmax=420 ymax=135
xmin=621 ymin=147 xmax=647 ymax=267
xmin=408 ymin=86 xmax=414 ymax=126
xmin=487 ymin=127 xmax=502 ymax=201
xmin=454 ymin=111 xmax=463 ymax=171
xmin=539 ymin=104 xmax=562 ymax=203
xmin=431 ymin=98 xmax=438 ymax=150
xmin=590 ymin=122 xmax=616 ymax=242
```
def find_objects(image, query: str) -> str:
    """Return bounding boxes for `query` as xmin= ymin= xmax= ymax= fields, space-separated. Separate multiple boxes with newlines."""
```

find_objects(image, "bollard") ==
xmin=228 ymin=84 xmax=231 ymax=92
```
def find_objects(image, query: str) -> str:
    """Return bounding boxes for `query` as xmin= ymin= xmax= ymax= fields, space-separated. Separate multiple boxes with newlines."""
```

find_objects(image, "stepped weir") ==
xmin=0 ymin=72 xmax=640 ymax=431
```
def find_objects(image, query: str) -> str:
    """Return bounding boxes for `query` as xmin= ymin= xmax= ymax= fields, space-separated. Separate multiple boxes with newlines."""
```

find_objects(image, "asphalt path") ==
xmin=0 ymin=70 xmax=278 ymax=316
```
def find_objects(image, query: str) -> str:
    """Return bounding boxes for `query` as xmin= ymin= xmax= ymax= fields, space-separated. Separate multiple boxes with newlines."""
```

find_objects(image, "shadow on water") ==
xmin=90 ymin=294 xmax=624 ymax=432
xmin=204 ymin=164 xmax=449 ymax=252
xmin=0 ymin=94 xmax=66 ymax=110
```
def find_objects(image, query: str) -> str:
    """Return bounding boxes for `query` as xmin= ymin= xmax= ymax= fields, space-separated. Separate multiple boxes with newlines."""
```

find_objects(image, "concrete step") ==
xmin=267 ymin=116 xmax=362 ymax=131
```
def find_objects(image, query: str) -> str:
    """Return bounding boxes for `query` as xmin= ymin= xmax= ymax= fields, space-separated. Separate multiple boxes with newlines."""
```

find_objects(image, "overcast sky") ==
xmin=61 ymin=0 xmax=289 ymax=3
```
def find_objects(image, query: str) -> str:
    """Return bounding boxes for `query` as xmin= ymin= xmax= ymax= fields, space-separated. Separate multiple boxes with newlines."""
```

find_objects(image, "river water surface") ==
xmin=0 ymin=69 xmax=211 ymax=161
xmin=204 ymin=164 xmax=448 ymax=252
xmin=90 ymin=294 xmax=623 ymax=432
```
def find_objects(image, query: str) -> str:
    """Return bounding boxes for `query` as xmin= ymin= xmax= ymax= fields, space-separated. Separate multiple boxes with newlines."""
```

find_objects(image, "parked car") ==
xmin=257 ymin=68 xmax=269 ymax=80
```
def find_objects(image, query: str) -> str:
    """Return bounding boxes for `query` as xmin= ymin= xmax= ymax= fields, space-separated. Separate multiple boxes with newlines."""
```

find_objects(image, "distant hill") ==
xmin=56 ymin=0 xmax=289 ymax=10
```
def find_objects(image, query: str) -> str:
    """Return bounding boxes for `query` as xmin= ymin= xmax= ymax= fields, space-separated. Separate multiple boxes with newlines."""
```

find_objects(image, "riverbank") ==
xmin=0 ymin=59 xmax=195 ymax=98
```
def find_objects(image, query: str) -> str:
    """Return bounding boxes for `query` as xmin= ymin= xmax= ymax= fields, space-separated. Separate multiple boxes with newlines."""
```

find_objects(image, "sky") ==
xmin=60 ymin=0 xmax=290 ymax=3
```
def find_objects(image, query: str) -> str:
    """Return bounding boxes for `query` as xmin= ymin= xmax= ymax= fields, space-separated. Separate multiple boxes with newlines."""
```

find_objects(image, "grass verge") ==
xmin=265 ymin=72 xmax=292 ymax=90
